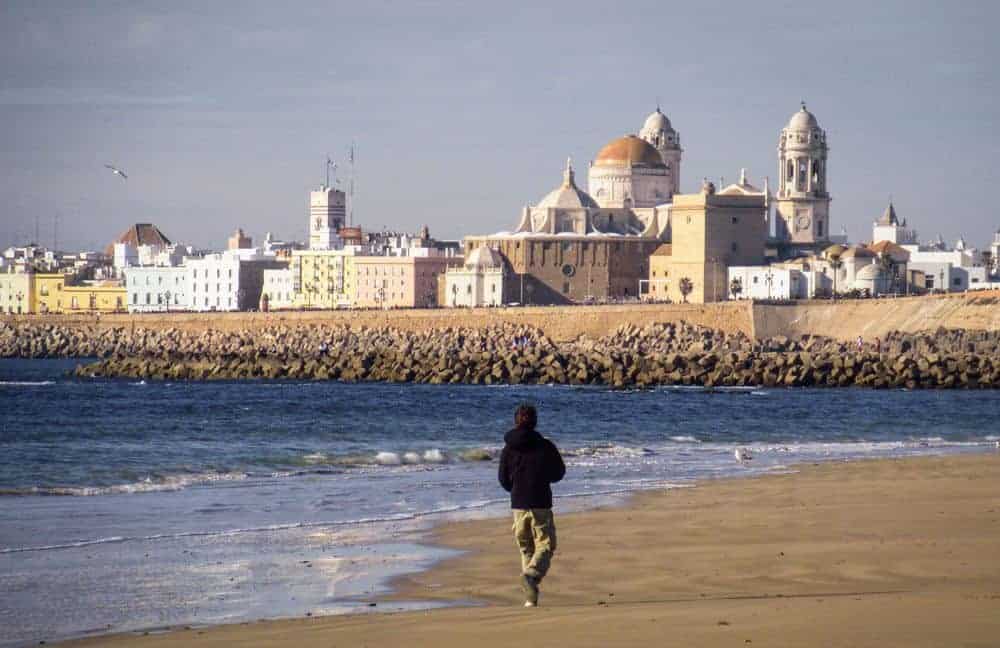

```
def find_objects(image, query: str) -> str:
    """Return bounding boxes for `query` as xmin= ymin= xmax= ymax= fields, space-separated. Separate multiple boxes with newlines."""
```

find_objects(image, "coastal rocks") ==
xmin=4 ymin=319 xmax=999 ymax=390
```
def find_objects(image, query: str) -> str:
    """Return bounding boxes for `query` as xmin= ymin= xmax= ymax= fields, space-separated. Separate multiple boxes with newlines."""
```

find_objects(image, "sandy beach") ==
xmin=64 ymin=453 xmax=1000 ymax=647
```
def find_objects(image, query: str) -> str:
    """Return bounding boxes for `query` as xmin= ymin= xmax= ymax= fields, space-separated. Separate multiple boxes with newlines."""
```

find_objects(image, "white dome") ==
xmin=536 ymin=162 xmax=599 ymax=209
xmin=856 ymin=264 xmax=888 ymax=281
xmin=787 ymin=103 xmax=820 ymax=131
xmin=465 ymin=245 xmax=503 ymax=269
xmin=642 ymin=107 xmax=673 ymax=133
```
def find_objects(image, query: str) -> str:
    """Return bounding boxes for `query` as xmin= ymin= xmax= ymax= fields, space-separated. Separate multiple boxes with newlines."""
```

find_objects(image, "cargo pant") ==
xmin=512 ymin=508 xmax=557 ymax=581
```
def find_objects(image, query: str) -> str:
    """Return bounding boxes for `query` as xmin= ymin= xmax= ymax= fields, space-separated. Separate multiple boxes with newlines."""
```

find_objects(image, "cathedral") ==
xmin=464 ymin=104 xmax=828 ymax=304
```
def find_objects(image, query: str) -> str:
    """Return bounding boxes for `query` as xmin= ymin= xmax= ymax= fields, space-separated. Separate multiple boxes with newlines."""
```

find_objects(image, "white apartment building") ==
xmin=901 ymin=246 xmax=987 ymax=292
xmin=124 ymin=266 xmax=189 ymax=312
xmin=186 ymin=251 xmax=282 ymax=312
xmin=727 ymin=266 xmax=805 ymax=300
xmin=262 ymin=266 xmax=295 ymax=310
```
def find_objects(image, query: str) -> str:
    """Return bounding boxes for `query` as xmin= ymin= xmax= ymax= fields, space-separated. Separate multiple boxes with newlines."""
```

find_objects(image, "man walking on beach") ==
xmin=498 ymin=404 xmax=565 ymax=608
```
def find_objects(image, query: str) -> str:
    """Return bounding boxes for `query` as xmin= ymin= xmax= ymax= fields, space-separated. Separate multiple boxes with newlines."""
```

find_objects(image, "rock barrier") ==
xmin=2 ymin=320 xmax=999 ymax=389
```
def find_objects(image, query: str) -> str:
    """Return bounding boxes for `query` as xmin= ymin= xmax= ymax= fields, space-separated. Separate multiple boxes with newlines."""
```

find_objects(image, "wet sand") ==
xmin=64 ymin=454 xmax=1000 ymax=647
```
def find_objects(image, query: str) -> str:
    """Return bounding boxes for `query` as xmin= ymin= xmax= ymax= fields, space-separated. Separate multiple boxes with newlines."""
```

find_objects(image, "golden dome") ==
xmin=593 ymin=135 xmax=665 ymax=168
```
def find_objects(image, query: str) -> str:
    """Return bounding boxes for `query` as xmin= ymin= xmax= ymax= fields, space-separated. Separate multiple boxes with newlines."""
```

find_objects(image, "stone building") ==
xmin=773 ymin=103 xmax=832 ymax=256
xmin=645 ymin=176 xmax=768 ymax=304
xmin=444 ymin=245 xmax=505 ymax=307
xmin=465 ymin=158 xmax=669 ymax=305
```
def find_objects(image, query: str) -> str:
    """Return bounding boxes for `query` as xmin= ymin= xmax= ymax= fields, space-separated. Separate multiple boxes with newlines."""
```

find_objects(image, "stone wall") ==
xmin=6 ymin=301 xmax=755 ymax=342
xmin=753 ymin=291 xmax=1000 ymax=341
xmin=5 ymin=292 xmax=999 ymax=343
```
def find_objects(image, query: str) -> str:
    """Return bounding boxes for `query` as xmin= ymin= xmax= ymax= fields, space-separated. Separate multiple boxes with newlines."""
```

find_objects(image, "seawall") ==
xmin=6 ymin=291 xmax=1000 ymax=342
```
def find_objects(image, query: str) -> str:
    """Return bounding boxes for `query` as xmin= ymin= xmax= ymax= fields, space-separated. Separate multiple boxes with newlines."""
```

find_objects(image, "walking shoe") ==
xmin=520 ymin=573 xmax=539 ymax=606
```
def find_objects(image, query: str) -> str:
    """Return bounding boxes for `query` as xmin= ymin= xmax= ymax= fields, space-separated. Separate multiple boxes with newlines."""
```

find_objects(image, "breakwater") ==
xmin=3 ymin=320 xmax=999 ymax=389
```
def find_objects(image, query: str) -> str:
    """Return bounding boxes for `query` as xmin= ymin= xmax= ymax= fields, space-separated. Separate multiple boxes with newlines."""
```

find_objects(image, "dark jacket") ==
xmin=498 ymin=426 xmax=566 ymax=509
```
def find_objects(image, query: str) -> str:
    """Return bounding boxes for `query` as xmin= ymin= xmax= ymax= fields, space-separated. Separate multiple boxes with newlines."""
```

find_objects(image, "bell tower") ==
xmin=639 ymin=106 xmax=682 ymax=197
xmin=774 ymin=102 xmax=831 ymax=248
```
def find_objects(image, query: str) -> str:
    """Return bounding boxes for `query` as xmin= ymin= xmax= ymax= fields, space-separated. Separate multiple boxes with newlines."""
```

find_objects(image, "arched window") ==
xmin=786 ymin=160 xmax=794 ymax=181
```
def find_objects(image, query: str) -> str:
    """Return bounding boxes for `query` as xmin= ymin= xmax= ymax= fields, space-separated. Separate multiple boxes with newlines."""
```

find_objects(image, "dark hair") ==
xmin=514 ymin=404 xmax=537 ymax=429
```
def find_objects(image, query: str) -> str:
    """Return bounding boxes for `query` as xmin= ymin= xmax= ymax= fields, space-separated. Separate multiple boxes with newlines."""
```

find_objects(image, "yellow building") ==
xmin=290 ymin=249 xmax=358 ymax=309
xmin=33 ymin=273 xmax=71 ymax=314
xmin=644 ymin=178 xmax=767 ymax=304
xmin=0 ymin=268 xmax=35 ymax=314
xmin=62 ymin=282 xmax=127 ymax=313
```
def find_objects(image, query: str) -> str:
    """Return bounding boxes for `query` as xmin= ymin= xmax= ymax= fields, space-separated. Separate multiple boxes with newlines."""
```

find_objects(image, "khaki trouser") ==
xmin=512 ymin=508 xmax=557 ymax=581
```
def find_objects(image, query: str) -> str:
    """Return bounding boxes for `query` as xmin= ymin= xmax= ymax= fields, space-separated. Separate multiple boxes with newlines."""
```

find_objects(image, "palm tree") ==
xmin=679 ymin=277 xmax=693 ymax=303
xmin=729 ymin=277 xmax=743 ymax=300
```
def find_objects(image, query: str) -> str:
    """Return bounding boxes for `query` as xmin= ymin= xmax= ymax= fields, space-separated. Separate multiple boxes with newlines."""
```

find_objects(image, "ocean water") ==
xmin=0 ymin=358 xmax=997 ymax=646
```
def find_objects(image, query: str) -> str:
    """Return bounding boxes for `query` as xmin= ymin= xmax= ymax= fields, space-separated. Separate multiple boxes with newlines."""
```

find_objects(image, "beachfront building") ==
xmin=262 ymin=266 xmax=295 ymax=310
xmin=354 ymin=255 xmax=457 ymax=309
xmin=185 ymin=251 xmax=284 ymax=312
xmin=290 ymin=249 xmax=358 ymax=309
xmin=0 ymin=267 xmax=34 ymax=314
xmin=902 ymin=245 xmax=985 ymax=292
xmin=444 ymin=245 xmax=505 ymax=307
xmin=62 ymin=281 xmax=127 ymax=313
xmin=124 ymin=266 xmax=189 ymax=312
xmin=643 ymin=176 xmax=768 ymax=303
xmin=32 ymin=273 xmax=71 ymax=314
xmin=727 ymin=266 xmax=805 ymax=300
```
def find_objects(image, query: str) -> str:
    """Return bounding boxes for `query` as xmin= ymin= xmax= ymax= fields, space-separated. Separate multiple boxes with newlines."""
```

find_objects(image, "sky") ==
xmin=1 ymin=0 xmax=998 ymax=252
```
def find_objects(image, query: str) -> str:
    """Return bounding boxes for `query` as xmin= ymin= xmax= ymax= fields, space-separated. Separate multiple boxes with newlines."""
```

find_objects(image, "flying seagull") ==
xmin=734 ymin=447 xmax=753 ymax=464
xmin=104 ymin=164 xmax=127 ymax=180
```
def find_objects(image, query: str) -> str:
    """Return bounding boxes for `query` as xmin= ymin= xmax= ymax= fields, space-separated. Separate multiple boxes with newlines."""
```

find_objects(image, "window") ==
xmin=731 ymin=242 xmax=739 ymax=253
xmin=817 ymin=221 xmax=824 ymax=237
xmin=732 ymin=216 xmax=739 ymax=224
xmin=132 ymin=293 xmax=138 ymax=304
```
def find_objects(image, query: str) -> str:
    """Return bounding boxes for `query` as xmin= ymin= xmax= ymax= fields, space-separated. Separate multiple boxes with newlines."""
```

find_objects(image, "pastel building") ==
xmin=62 ymin=282 xmax=127 ymax=313
xmin=290 ymin=249 xmax=358 ymax=309
xmin=354 ymin=255 xmax=457 ymax=309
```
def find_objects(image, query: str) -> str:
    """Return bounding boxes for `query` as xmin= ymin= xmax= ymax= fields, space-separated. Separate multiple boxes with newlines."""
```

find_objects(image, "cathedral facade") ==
xmin=464 ymin=103 xmax=827 ymax=305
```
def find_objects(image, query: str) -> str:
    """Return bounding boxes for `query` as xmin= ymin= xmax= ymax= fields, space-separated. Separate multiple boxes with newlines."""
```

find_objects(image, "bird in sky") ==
xmin=104 ymin=164 xmax=127 ymax=180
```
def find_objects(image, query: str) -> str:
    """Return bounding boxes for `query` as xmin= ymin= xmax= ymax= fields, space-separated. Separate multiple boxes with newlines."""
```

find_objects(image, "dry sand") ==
xmin=65 ymin=454 xmax=1000 ymax=647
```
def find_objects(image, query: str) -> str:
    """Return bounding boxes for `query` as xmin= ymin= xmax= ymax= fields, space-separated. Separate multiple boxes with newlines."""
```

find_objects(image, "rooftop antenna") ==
xmin=325 ymin=155 xmax=337 ymax=188
xmin=53 ymin=213 xmax=59 ymax=252
xmin=34 ymin=214 xmax=39 ymax=245
xmin=348 ymin=141 xmax=357 ymax=227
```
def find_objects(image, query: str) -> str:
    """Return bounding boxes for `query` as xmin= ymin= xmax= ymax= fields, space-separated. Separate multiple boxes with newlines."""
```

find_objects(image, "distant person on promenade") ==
xmin=498 ymin=404 xmax=566 ymax=608
xmin=856 ymin=335 xmax=864 ymax=352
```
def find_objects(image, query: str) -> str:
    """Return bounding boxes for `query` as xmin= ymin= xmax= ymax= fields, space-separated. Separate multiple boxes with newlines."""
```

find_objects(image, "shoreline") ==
xmin=60 ymin=451 xmax=1000 ymax=647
